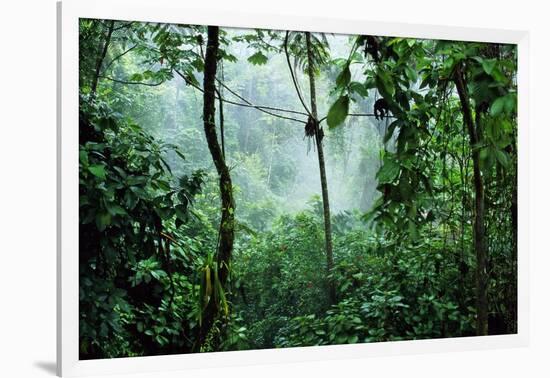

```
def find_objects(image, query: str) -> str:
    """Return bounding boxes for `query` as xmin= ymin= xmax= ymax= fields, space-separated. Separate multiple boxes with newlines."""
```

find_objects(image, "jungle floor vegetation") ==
xmin=78 ymin=19 xmax=518 ymax=359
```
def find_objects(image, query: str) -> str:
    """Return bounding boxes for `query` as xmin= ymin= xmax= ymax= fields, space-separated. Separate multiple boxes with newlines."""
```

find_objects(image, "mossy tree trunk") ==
xmin=195 ymin=25 xmax=236 ymax=349
xmin=90 ymin=20 xmax=114 ymax=99
xmin=453 ymin=66 xmax=488 ymax=336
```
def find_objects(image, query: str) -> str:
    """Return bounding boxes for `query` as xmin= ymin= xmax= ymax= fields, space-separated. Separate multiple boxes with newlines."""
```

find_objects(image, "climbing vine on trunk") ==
xmin=195 ymin=25 xmax=236 ymax=350
xmin=453 ymin=65 xmax=489 ymax=336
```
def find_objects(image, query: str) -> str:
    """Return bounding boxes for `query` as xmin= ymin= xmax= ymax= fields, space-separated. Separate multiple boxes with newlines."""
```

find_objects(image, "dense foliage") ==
xmin=79 ymin=19 xmax=517 ymax=359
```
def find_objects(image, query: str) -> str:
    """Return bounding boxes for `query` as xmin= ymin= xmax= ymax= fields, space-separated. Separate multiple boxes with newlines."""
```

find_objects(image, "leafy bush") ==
xmin=79 ymin=97 xmax=206 ymax=358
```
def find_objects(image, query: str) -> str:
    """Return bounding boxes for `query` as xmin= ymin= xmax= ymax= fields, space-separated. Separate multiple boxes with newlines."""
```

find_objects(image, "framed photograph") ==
xmin=57 ymin=0 xmax=529 ymax=376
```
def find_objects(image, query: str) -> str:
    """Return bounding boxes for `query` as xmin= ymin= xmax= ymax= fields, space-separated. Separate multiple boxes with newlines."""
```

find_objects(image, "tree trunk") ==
xmin=195 ymin=26 xmax=236 ymax=350
xmin=305 ymin=32 xmax=336 ymax=305
xmin=90 ymin=20 xmax=115 ymax=98
xmin=453 ymin=67 xmax=488 ymax=336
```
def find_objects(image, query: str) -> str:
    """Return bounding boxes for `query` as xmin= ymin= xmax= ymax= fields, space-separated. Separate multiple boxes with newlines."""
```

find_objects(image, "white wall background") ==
xmin=0 ymin=0 xmax=547 ymax=377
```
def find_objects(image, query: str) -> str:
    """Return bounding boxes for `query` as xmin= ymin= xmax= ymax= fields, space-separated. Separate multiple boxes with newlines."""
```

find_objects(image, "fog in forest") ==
xmin=124 ymin=31 xmax=388 ymax=227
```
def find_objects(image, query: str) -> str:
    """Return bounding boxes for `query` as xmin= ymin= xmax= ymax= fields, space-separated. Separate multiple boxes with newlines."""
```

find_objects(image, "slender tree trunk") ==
xmin=453 ymin=67 xmax=488 ymax=336
xmin=456 ymin=149 xmax=468 ymax=314
xmin=195 ymin=26 xmax=236 ymax=350
xmin=90 ymin=20 xmax=115 ymax=98
xmin=305 ymin=32 xmax=336 ymax=305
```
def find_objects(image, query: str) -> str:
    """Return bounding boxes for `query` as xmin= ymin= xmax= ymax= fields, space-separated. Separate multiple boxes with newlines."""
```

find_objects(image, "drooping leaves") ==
xmin=377 ymin=155 xmax=400 ymax=184
xmin=326 ymin=95 xmax=350 ymax=129
xmin=247 ymin=51 xmax=268 ymax=65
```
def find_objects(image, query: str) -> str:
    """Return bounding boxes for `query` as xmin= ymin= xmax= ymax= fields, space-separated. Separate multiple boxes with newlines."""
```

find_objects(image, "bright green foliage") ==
xmin=327 ymin=95 xmax=350 ymax=128
xmin=247 ymin=51 xmax=269 ymax=65
xmin=230 ymin=206 xmax=476 ymax=349
xmin=79 ymin=95 xmax=208 ymax=358
xmin=78 ymin=18 xmax=518 ymax=358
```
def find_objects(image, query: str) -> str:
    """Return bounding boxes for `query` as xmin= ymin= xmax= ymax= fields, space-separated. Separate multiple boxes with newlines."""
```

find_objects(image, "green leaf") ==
xmin=495 ymin=149 xmax=510 ymax=167
xmin=127 ymin=176 xmax=148 ymax=186
xmin=490 ymin=97 xmax=506 ymax=117
xmin=405 ymin=66 xmax=418 ymax=82
xmin=174 ymin=149 xmax=186 ymax=160
xmin=336 ymin=64 xmax=351 ymax=90
xmin=89 ymin=164 xmax=106 ymax=180
xmin=129 ymin=73 xmax=143 ymax=82
xmin=377 ymin=156 xmax=400 ymax=184
xmin=175 ymin=203 xmax=188 ymax=217
xmin=247 ymin=51 xmax=268 ymax=65
xmin=105 ymin=202 xmax=127 ymax=216
xmin=155 ymin=180 xmax=171 ymax=191
xmin=155 ymin=207 xmax=173 ymax=220
xmin=349 ymin=81 xmax=369 ymax=97
xmin=79 ymin=150 xmax=89 ymax=166
xmin=480 ymin=146 xmax=495 ymax=170
xmin=112 ymin=166 xmax=127 ymax=179
xmin=95 ymin=212 xmax=112 ymax=232
xmin=384 ymin=120 xmax=400 ymax=144
xmin=365 ymin=78 xmax=376 ymax=89
xmin=376 ymin=70 xmax=395 ymax=98
xmin=327 ymin=95 xmax=350 ymax=129
xmin=150 ymin=270 xmax=161 ymax=280
xmin=185 ymin=72 xmax=200 ymax=87
xmin=504 ymin=93 xmax=517 ymax=114
xmin=481 ymin=59 xmax=497 ymax=75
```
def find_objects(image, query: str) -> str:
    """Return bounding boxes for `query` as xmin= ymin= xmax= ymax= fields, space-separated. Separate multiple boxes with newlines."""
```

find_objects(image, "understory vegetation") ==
xmin=78 ymin=19 xmax=517 ymax=359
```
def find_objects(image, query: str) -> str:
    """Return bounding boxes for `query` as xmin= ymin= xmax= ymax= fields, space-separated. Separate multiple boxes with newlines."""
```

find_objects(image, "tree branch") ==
xmin=173 ymin=68 xmax=305 ymax=124
xmin=215 ymin=78 xmax=308 ymax=116
xmin=91 ymin=20 xmax=115 ymax=98
xmin=284 ymin=31 xmax=312 ymax=117
xmin=98 ymin=75 xmax=166 ymax=86
xmin=101 ymin=44 xmax=138 ymax=74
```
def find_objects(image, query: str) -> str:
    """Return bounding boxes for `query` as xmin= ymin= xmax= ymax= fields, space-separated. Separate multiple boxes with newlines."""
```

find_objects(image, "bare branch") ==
xmin=173 ymin=68 xmax=305 ymax=124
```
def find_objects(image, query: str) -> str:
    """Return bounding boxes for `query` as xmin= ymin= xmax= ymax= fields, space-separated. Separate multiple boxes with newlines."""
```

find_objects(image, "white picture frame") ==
xmin=57 ymin=0 xmax=530 ymax=376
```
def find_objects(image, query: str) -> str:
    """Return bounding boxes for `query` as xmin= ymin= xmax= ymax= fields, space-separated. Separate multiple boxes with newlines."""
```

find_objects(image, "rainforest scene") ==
xmin=78 ymin=19 xmax=518 ymax=359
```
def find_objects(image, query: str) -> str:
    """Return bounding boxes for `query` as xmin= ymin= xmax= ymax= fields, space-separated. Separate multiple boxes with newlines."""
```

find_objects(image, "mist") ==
xmin=123 ymin=30 xmax=388 ymax=227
